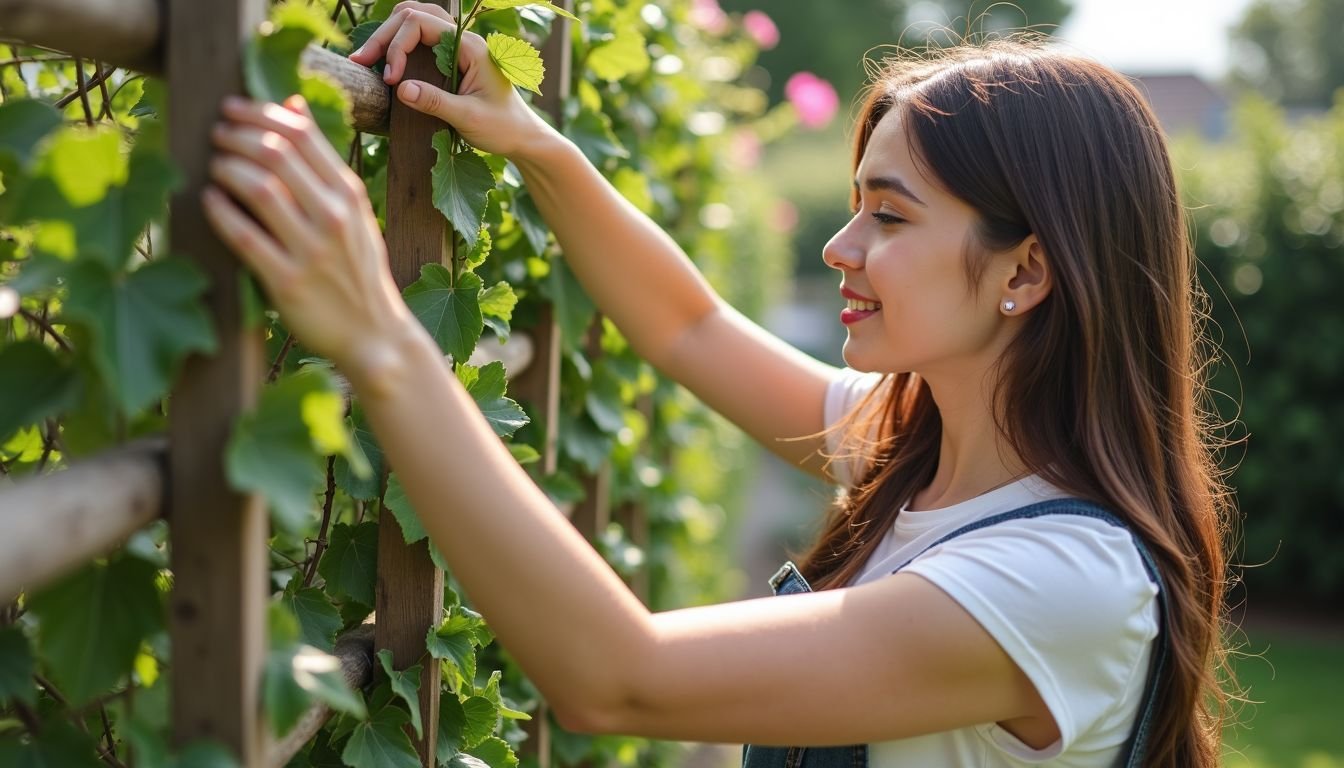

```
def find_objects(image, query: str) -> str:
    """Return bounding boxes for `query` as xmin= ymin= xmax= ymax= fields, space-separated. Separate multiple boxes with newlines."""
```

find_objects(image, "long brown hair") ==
xmin=798 ymin=40 xmax=1235 ymax=766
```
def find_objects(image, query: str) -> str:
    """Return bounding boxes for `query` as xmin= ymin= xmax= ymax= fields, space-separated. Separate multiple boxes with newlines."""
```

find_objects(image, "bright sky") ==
xmin=1052 ymin=0 xmax=1256 ymax=78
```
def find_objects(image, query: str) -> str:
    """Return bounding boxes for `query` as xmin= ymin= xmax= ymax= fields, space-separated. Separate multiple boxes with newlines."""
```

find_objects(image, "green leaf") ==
xmin=263 ymin=647 xmax=310 ymax=737
xmin=426 ymin=615 xmax=476 ymax=690
xmin=480 ymin=0 xmax=580 ymax=22
xmin=565 ymin=107 xmax=629 ymax=166
xmin=28 ymin=554 xmax=163 ymax=704
xmin=383 ymin=473 xmax=428 ymax=545
xmin=434 ymin=30 xmax=457 ymax=79
xmin=460 ymin=696 xmax=499 ymax=749
xmin=244 ymin=3 xmax=351 ymax=150
xmin=0 ymin=721 xmax=104 ymax=768
xmin=0 ymin=626 xmax=35 ymax=706
xmin=40 ymin=126 xmax=127 ymax=207
xmin=335 ymin=407 xmax=384 ymax=501
xmin=316 ymin=521 xmax=379 ymax=605
xmin=430 ymin=132 xmax=495 ymax=250
xmin=478 ymin=281 xmax=517 ymax=341
xmin=341 ymin=704 xmax=421 ymax=768
xmin=263 ymin=644 xmax=366 ymax=735
xmin=300 ymin=72 xmax=355 ymax=153
xmin=282 ymin=587 xmax=342 ymax=652
xmin=485 ymin=34 xmax=546 ymax=95
xmin=404 ymin=265 xmax=484 ymax=362
xmin=62 ymin=258 xmax=215 ymax=415
xmin=0 ymin=342 xmax=79 ymax=444
xmin=508 ymin=443 xmax=540 ymax=464
xmin=456 ymin=361 xmax=528 ymax=437
xmin=587 ymin=25 xmax=649 ymax=82
xmin=226 ymin=368 xmax=358 ymax=533
xmin=0 ymin=99 xmax=62 ymax=172
xmin=480 ymin=670 xmax=530 ymax=720
xmin=468 ymin=737 xmax=519 ymax=768
xmin=376 ymin=649 xmax=424 ymax=739
xmin=463 ymin=227 xmax=492 ymax=273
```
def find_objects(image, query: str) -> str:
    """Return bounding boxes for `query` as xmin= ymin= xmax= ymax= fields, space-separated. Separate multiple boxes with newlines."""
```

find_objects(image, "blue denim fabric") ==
xmin=740 ymin=499 xmax=1167 ymax=768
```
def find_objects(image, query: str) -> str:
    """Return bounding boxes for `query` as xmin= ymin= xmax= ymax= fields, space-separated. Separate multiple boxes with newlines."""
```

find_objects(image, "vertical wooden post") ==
xmin=376 ymin=1 xmax=455 ymax=763
xmin=515 ymin=4 xmax=572 ymax=766
xmin=165 ymin=0 xmax=269 ymax=762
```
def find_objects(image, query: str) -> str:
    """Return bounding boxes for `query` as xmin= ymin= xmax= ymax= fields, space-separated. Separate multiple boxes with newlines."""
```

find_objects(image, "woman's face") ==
xmin=823 ymin=110 xmax=1008 ymax=378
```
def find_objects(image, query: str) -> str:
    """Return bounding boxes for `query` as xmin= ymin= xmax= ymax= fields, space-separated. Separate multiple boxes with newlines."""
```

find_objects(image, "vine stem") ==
xmin=18 ymin=307 xmax=72 ymax=353
xmin=267 ymin=333 xmax=297 ymax=382
xmin=95 ymin=62 xmax=114 ymax=121
xmin=72 ymin=57 xmax=96 ymax=126
xmin=54 ymin=67 xmax=113 ymax=109
xmin=302 ymin=457 xmax=338 ymax=588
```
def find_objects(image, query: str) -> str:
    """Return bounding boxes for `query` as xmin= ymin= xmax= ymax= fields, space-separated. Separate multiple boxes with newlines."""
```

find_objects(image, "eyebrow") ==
xmin=854 ymin=175 xmax=927 ymax=207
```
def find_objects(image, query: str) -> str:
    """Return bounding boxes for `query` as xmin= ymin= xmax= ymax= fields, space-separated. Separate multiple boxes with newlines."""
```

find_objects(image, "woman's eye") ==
xmin=871 ymin=212 xmax=905 ymax=225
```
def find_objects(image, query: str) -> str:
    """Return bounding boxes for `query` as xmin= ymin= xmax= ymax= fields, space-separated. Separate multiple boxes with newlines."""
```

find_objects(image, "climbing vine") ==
xmin=0 ymin=1 xmax=793 ymax=766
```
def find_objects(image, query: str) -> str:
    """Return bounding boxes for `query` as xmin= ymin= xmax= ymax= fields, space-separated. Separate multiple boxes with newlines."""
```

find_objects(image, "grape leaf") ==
xmin=0 ymin=721 xmax=103 ymax=768
xmin=243 ymin=2 xmax=352 ymax=150
xmin=28 ymin=554 xmax=163 ymax=705
xmin=265 ymin=642 xmax=367 ymax=736
xmin=485 ymin=33 xmax=546 ymax=95
xmin=587 ymin=25 xmax=649 ymax=82
xmin=383 ymin=473 xmax=428 ymax=545
xmin=316 ymin=522 xmax=379 ymax=606
xmin=468 ymin=737 xmax=519 ymax=768
xmin=480 ymin=0 xmax=580 ymax=22
xmin=62 ymin=258 xmax=215 ymax=416
xmin=456 ymin=361 xmax=528 ymax=437
xmin=282 ymin=587 xmax=342 ymax=652
xmin=341 ymin=704 xmax=421 ymax=768
xmin=376 ymin=649 xmax=424 ymax=739
xmin=404 ymin=265 xmax=484 ymax=363
xmin=0 ymin=99 xmax=62 ymax=174
xmin=226 ymin=368 xmax=365 ymax=533
xmin=430 ymin=131 xmax=495 ymax=250
xmin=0 ymin=341 xmax=79 ymax=444
xmin=335 ymin=406 xmax=384 ymax=501
xmin=0 ymin=626 xmax=36 ymax=706
xmin=426 ymin=615 xmax=476 ymax=690
xmin=478 ymin=281 xmax=517 ymax=341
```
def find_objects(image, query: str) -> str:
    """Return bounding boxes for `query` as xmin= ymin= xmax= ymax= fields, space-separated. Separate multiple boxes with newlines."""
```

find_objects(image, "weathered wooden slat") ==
xmin=165 ymin=0 xmax=270 ymax=761
xmin=375 ymin=3 xmax=457 ymax=763
xmin=0 ymin=440 xmax=166 ymax=604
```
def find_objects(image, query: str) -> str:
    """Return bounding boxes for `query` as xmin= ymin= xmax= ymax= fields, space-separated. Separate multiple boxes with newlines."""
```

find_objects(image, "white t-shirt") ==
xmin=822 ymin=368 xmax=1160 ymax=766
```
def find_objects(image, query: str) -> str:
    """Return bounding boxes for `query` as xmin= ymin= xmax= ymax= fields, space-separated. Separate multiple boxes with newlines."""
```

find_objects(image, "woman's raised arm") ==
xmin=351 ymin=3 xmax=842 ymax=478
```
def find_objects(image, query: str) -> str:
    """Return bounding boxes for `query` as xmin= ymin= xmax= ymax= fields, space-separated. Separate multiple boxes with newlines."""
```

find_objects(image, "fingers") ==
xmin=396 ymin=79 xmax=471 ymax=126
xmin=201 ymin=185 xmax=296 ymax=290
xmin=211 ymin=123 xmax=335 ymax=227
xmin=350 ymin=7 xmax=456 ymax=85
xmin=220 ymin=96 xmax=353 ymax=191
xmin=209 ymin=153 xmax=322 ymax=261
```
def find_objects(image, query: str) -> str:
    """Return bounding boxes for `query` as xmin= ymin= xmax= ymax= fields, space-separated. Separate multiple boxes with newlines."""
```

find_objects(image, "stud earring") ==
xmin=1002 ymin=300 xmax=1016 ymax=313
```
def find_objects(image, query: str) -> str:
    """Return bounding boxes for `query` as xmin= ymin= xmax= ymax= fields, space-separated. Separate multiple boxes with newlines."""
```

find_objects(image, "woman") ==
xmin=202 ymin=3 xmax=1233 ymax=765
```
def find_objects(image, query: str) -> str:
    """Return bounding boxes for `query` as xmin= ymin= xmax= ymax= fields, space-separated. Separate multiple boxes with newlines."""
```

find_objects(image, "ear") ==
xmin=999 ymin=235 xmax=1051 ymax=315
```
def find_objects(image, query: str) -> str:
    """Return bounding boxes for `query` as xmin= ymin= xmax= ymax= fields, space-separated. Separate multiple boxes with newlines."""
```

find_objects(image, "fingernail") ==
xmin=402 ymin=82 xmax=421 ymax=102
xmin=352 ymin=44 xmax=365 ymax=57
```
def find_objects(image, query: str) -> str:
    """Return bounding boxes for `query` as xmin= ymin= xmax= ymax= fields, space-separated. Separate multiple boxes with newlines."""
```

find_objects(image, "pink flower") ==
xmin=743 ymin=10 xmax=779 ymax=50
xmin=785 ymin=72 xmax=839 ymax=130
xmin=690 ymin=0 xmax=729 ymax=34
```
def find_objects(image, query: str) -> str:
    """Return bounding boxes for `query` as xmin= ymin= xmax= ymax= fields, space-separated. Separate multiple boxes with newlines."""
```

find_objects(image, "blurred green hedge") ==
xmin=1176 ymin=95 xmax=1344 ymax=605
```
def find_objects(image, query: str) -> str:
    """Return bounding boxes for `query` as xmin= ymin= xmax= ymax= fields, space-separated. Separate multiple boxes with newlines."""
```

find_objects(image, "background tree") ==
xmin=1229 ymin=0 xmax=1344 ymax=108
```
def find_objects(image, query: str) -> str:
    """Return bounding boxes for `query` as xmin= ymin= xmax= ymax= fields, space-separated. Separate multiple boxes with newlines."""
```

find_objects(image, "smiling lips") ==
xmin=840 ymin=286 xmax=881 ymax=325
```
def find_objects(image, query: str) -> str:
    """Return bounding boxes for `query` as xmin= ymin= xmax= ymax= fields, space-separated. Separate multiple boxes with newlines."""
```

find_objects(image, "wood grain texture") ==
xmin=376 ymin=3 xmax=456 ymax=763
xmin=165 ymin=0 xmax=270 ymax=762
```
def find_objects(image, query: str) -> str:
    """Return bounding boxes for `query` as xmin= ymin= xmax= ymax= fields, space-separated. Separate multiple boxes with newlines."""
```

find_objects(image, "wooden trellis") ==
xmin=0 ymin=0 xmax=626 ymax=766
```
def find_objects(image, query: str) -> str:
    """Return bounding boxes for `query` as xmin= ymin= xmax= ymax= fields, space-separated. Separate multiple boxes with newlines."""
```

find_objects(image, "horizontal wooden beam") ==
xmin=0 ymin=0 xmax=160 ymax=73
xmin=0 ymin=0 xmax=391 ymax=134
xmin=0 ymin=439 xmax=167 ymax=603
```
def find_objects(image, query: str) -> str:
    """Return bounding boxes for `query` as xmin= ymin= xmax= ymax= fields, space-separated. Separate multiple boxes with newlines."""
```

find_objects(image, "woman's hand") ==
xmin=202 ymin=95 xmax=420 ymax=380
xmin=350 ymin=1 xmax=555 ymax=159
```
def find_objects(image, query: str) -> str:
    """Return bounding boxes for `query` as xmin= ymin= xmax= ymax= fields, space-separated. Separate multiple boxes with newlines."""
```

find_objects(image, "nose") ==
xmin=822 ymin=215 xmax=864 ymax=272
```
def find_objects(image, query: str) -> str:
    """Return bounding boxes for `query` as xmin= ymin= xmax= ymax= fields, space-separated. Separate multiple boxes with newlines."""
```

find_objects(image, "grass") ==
xmin=1223 ymin=624 xmax=1344 ymax=768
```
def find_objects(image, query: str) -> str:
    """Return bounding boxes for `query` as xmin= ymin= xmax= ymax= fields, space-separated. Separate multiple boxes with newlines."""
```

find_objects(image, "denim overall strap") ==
xmin=890 ymin=498 xmax=1169 ymax=768
xmin=744 ymin=499 xmax=1167 ymax=768
xmin=741 ymin=564 xmax=867 ymax=768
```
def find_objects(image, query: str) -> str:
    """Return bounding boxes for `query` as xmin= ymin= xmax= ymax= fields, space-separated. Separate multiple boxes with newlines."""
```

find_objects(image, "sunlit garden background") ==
xmin=683 ymin=1 xmax=1344 ymax=767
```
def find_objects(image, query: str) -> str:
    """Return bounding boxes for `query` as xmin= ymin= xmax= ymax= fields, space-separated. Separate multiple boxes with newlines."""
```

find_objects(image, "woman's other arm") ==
xmin=355 ymin=4 xmax=842 ymax=478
